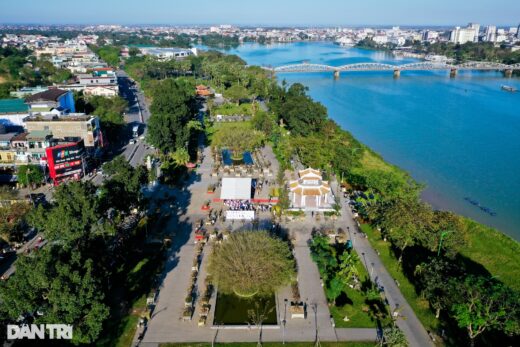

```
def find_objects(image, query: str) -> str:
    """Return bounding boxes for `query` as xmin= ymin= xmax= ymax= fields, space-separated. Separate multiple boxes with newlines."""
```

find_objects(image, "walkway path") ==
xmin=331 ymin=180 xmax=434 ymax=347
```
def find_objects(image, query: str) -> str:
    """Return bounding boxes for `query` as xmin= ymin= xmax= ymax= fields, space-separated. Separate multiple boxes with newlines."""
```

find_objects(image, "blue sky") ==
xmin=1 ymin=0 xmax=519 ymax=26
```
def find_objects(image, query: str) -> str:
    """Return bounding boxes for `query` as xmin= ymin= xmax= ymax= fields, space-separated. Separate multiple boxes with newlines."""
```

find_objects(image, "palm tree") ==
xmin=338 ymin=251 xmax=360 ymax=283
xmin=170 ymin=148 xmax=190 ymax=166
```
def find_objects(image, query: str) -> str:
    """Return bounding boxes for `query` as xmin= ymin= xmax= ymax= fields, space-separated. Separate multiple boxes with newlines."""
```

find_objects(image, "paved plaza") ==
xmin=136 ymin=144 xmax=432 ymax=347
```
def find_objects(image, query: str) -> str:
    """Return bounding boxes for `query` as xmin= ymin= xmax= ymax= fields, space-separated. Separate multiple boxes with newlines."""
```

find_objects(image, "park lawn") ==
xmin=328 ymin=248 xmax=389 ymax=328
xmin=330 ymin=286 xmax=377 ymax=328
xmin=213 ymin=102 xmax=254 ymax=116
xmin=161 ymin=343 xmax=374 ymax=347
xmin=460 ymin=218 xmax=520 ymax=291
xmin=112 ymin=294 xmax=147 ymax=347
xmin=360 ymin=224 xmax=440 ymax=333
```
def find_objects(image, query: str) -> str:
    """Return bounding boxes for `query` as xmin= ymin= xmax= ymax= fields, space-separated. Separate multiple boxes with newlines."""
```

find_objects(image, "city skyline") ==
xmin=1 ymin=0 xmax=520 ymax=27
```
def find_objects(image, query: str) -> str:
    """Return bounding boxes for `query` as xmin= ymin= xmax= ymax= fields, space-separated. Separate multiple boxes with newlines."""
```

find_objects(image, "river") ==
xmin=204 ymin=41 xmax=520 ymax=240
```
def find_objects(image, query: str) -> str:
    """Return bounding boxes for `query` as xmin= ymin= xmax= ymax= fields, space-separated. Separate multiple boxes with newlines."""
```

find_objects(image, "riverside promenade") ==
xmin=330 ymin=179 xmax=434 ymax=347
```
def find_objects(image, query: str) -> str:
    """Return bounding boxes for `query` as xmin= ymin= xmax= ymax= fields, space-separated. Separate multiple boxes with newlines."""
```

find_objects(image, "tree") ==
xmin=28 ymin=181 xmax=108 ymax=248
xmin=0 ymin=245 xmax=109 ymax=344
xmin=170 ymin=148 xmax=190 ymax=166
xmin=17 ymin=164 xmax=44 ymax=188
xmin=326 ymin=275 xmax=346 ymax=305
xmin=309 ymin=234 xmax=337 ymax=280
xmin=414 ymin=257 xmax=462 ymax=319
xmin=147 ymin=78 xmax=195 ymax=153
xmin=452 ymin=275 xmax=520 ymax=347
xmin=382 ymin=325 xmax=408 ymax=347
xmin=207 ymin=231 xmax=295 ymax=297
xmin=0 ymin=202 xmax=32 ymax=243
xmin=92 ymin=45 xmax=121 ymax=67
xmin=85 ymin=95 xmax=127 ymax=139
xmin=247 ymin=301 xmax=275 ymax=347
xmin=224 ymin=84 xmax=249 ymax=105
xmin=101 ymin=156 xmax=148 ymax=211
xmin=212 ymin=123 xmax=265 ymax=160
xmin=272 ymin=83 xmax=328 ymax=136
xmin=378 ymin=197 xmax=433 ymax=263
xmin=338 ymin=251 xmax=360 ymax=283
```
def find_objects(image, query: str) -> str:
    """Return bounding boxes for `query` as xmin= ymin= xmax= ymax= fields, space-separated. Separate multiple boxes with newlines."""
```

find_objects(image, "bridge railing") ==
xmin=270 ymin=61 xmax=520 ymax=73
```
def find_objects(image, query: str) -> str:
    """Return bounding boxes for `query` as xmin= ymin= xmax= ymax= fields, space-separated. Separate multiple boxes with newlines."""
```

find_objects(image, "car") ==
xmin=129 ymin=139 xmax=136 ymax=145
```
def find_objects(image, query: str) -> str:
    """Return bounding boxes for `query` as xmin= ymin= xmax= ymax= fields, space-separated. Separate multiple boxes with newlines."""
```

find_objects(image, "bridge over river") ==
xmin=267 ymin=61 xmax=520 ymax=78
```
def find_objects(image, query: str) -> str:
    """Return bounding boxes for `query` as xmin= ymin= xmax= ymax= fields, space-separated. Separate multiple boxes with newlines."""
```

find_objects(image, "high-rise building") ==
xmin=450 ymin=26 xmax=477 ymax=44
xmin=517 ymin=24 xmax=520 ymax=39
xmin=468 ymin=23 xmax=480 ymax=42
xmin=485 ymin=25 xmax=497 ymax=42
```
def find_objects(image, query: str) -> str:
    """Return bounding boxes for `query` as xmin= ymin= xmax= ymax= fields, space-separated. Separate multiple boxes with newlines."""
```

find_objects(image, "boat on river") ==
xmin=501 ymin=85 xmax=517 ymax=92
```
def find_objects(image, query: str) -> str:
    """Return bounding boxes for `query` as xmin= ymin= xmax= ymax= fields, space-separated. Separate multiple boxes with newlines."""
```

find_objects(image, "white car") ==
xmin=129 ymin=139 xmax=136 ymax=145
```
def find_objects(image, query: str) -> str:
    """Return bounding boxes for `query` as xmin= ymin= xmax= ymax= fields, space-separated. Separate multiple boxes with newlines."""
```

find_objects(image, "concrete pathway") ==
xmin=330 ymin=180 xmax=434 ymax=347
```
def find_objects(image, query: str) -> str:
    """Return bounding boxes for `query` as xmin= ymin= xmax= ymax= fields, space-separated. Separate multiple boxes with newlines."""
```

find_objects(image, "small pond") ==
xmin=213 ymin=292 xmax=277 ymax=325
xmin=222 ymin=149 xmax=254 ymax=166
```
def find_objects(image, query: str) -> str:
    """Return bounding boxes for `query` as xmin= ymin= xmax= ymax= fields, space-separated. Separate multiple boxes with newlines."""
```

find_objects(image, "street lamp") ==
xmin=437 ymin=230 xmax=453 ymax=256
xmin=283 ymin=298 xmax=288 ymax=345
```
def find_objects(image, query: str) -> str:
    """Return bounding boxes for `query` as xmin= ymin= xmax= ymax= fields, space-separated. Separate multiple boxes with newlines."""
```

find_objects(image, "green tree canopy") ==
xmin=452 ymin=275 xmax=520 ymax=346
xmin=17 ymin=164 xmax=44 ymax=187
xmin=147 ymin=78 xmax=195 ymax=153
xmin=212 ymin=123 xmax=265 ymax=159
xmin=207 ymin=231 xmax=295 ymax=297
xmin=224 ymin=84 xmax=249 ymax=104
xmin=271 ymin=83 xmax=328 ymax=136
xmin=101 ymin=156 xmax=148 ymax=211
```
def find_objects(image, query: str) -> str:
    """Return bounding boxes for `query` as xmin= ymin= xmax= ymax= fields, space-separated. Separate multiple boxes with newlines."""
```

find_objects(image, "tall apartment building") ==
xmin=450 ymin=26 xmax=477 ymax=44
xmin=484 ymin=26 xmax=497 ymax=42
xmin=468 ymin=23 xmax=480 ymax=42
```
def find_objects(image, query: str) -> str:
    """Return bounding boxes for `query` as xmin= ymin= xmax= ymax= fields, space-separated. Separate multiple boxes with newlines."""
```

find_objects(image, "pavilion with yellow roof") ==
xmin=288 ymin=168 xmax=334 ymax=210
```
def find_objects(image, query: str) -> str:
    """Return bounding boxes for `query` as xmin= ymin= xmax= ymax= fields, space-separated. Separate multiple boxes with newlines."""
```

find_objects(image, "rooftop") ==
xmin=27 ymin=130 xmax=52 ymax=140
xmin=25 ymin=113 xmax=93 ymax=122
xmin=0 ymin=99 xmax=29 ymax=114
xmin=25 ymin=89 xmax=68 ymax=103
xmin=0 ymin=132 xmax=19 ymax=142
xmin=11 ymin=132 xmax=28 ymax=142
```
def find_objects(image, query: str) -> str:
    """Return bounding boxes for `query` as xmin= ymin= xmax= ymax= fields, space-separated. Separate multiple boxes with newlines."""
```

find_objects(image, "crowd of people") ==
xmin=224 ymin=199 xmax=254 ymax=211
xmin=223 ymin=199 xmax=273 ymax=212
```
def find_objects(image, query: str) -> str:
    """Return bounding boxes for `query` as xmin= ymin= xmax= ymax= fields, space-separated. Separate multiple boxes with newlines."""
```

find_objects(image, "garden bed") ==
xmin=213 ymin=292 xmax=277 ymax=325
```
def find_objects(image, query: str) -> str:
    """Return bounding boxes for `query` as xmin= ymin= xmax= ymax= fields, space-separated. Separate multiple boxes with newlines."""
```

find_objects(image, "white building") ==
xmin=373 ymin=35 xmax=388 ymax=45
xmin=138 ymin=47 xmax=198 ymax=60
xmin=484 ymin=26 xmax=497 ymax=42
xmin=422 ymin=31 xmax=439 ymax=42
xmin=468 ymin=23 xmax=480 ymax=42
xmin=289 ymin=168 xmax=334 ymax=211
xmin=450 ymin=27 xmax=477 ymax=44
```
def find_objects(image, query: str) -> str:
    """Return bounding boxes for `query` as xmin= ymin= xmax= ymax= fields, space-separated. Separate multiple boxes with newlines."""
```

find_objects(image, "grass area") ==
xmin=212 ymin=102 xmax=254 ymax=116
xmin=161 ymin=343 xmax=375 ymax=347
xmin=359 ymin=148 xmax=409 ymax=180
xmin=360 ymin=224 xmax=440 ymax=332
xmin=460 ymin=218 xmax=520 ymax=291
xmin=97 ymin=234 xmax=165 ymax=347
xmin=330 ymin=286 xmax=377 ymax=328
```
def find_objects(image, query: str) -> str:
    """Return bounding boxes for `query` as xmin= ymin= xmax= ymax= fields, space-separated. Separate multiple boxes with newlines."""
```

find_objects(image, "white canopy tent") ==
xmin=220 ymin=177 xmax=253 ymax=200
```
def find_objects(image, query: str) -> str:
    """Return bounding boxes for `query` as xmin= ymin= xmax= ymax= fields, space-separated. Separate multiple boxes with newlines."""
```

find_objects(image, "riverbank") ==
xmin=213 ymin=41 xmax=520 ymax=240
